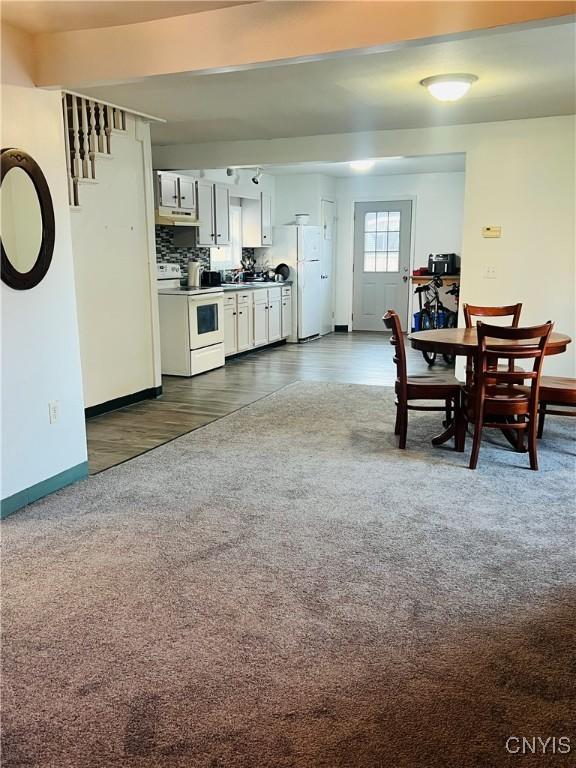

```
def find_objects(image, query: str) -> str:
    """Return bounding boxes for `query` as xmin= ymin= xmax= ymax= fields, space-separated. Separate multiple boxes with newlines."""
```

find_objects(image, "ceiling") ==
xmin=264 ymin=154 xmax=466 ymax=178
xmin=0 ymin=0 xmax=256 ymax=34
xmin=77 ymin=20 xmax=576 ymax=146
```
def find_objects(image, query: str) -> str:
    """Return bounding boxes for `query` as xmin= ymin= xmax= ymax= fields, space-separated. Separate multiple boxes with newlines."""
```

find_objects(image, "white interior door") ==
xmin=320 ymin=199 xmax=336 ymax=335
xmin=352 ymin=200 xmax=412 ymax=331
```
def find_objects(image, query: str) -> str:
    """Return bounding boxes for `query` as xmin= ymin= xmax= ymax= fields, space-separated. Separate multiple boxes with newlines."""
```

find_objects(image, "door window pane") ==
xmin=364 ymin=233 xmax=376 ymax=252
xmin=387 ymin=252 xmax=399 ymax=272
xmin=377 ymin=211 xmax=389 ymax=230
xmin=363 ymin=253 xmax=376 ymax=272
xmin=376 ymin=232 xmax=387 ymax=251
xmin=362 ymin=209 xmax=402 ymax=272
xmin=364 ymin=212 xmax=377 ymax=232
xmin=387 ymin=231 xmax=399 ymax=251
xmin=375 ymin=252 xmax=387 ymax=272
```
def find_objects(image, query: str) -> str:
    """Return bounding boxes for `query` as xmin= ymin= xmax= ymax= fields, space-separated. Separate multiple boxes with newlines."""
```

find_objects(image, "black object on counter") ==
xmin=201 ymin=270 xmax=222 ymax=287
xmin=427 ymin=253 xmax=459 ymax=275
xmin=275 ymin=263 xmax=290 ymax=281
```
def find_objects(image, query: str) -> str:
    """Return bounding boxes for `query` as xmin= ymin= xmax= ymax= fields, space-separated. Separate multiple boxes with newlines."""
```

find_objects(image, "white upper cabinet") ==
xmin=197 ymin=182 xmax=230 ymax=247
xmin=158 ymin=172 xmax=179 ymax=209
xmin=214 ymin=185 xmax=230 ymax=246
xmin=242 ymin=191 xmax=274 ymax=247
xmin=196 ymin=181 xmax=215 ymax=245
xmin=178 ymin=177 xmax=196 ymax=212
xmin=155 ymin=171 xmax=197 ymax=216
xmin=261 ymin=191 xmax=273 ymax=245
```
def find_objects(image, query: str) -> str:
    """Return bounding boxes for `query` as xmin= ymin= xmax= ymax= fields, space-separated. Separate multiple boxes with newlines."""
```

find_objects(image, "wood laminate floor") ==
xmin=86 ymin=332 xmax=444 ymax=473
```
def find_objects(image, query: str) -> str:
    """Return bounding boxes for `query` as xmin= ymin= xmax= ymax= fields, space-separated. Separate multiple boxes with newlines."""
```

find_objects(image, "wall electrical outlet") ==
xmin=482 ymin=225 xmax=502 ymax=238
xmin=48 ymin=400 xmax=59 ymax=424
xmin=483 ymin=266 xmax=497 ymax=280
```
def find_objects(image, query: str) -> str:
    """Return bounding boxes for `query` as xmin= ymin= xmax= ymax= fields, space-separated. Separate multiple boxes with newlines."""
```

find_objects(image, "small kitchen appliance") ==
xmin=427 ymin=253 xmax=459 ymax=275
xmin=201 ymin=270 xmax=222 ymax=288
xmin=187 ymin=260 xmax=203 ymax=287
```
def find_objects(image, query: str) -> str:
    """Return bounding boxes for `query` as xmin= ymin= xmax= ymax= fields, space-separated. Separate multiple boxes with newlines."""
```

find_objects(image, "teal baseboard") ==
xmin=1 ymin=461 xmax=88 ymax=519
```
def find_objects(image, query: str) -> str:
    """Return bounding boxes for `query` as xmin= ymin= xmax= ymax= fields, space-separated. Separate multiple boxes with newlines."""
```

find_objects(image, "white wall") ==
xmin=71 ymin=117 xmax=161 ymax=408
xmin=335 ymin=171 xmax=465 ymax=326
xmin=1 ymin=25 xmax=87 ymax=501
xmin=458 ymin=118 xmax=574 ymax=377
xmin=275 ymin=174 xmax=337 ymax=225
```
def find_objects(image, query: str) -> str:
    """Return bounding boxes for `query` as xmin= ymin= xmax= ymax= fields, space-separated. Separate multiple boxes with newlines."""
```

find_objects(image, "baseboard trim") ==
xmin=334 ymin=325 xmax=349 ymax=332
xmin=85 ymin=386 xmax=162 ymax=419
xmin=1 ymin=461 xmax=89 ymax=519
xmin=225 ymin=339 xmax=286 ymax=361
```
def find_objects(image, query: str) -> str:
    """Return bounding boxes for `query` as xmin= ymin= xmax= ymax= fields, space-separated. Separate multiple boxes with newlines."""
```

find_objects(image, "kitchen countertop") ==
xmin=222 ymin=281 xmax=292 ymax=291
xmin=158 ymin=287 xmax=224 ymax=296
xmin=158 ymin=281 xmax=292 ymax=297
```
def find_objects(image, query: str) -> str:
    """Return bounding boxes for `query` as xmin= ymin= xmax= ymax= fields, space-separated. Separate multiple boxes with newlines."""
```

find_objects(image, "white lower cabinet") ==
xmin=281 ymin=287 xmax=292 ymax=338
xmin=224 ymin=302 xmax=238 ymax=356
xmin=223 ymin=286 xmax=292 ymax=356
xmin=236 ymin=292 xmax=253 ymax=352
xmin=253 ymin=291 xmax=269 ymax=347
xmin=268 ymin=298 xmax=281 ymax=342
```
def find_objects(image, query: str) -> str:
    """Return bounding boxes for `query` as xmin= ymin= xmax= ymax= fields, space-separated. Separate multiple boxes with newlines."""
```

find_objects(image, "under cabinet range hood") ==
xmin=155 ymin=209 xmax=200 ymax=227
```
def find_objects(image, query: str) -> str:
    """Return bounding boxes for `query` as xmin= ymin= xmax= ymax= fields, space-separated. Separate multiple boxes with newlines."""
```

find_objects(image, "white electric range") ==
xmin=156 ymin=263 xmax=225 ymax=376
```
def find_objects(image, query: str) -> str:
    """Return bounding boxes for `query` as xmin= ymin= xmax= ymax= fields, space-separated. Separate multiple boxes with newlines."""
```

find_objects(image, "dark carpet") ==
xmin=2 ymin=382 xmax=575 ymax=768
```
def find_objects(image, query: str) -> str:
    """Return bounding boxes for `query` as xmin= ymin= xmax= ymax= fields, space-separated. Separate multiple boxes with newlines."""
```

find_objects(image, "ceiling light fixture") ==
xmin=350 ymin=159 xmax=375 ymax=172
xmin=420 ymin=73 xmax=478 ymax=102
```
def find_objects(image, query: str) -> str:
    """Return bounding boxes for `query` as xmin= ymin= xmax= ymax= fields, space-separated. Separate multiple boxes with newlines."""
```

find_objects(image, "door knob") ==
xmin=402 ymin=275 xmax=408 ymax=282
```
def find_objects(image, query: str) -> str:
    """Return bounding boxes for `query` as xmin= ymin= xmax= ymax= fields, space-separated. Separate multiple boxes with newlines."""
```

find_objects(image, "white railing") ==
xmin=61 ymin=92 xmax=126 ymax=206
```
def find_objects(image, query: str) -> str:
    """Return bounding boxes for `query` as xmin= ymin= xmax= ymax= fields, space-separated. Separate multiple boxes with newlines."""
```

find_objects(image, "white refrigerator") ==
xmin=267 ymin=225 xmax=322 ymax=342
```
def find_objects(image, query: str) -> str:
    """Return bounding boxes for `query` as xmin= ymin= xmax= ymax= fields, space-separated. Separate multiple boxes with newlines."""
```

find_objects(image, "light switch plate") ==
xmin=483 ymin=266 xmax=497 ymax=280
xmin=482 ymin=225 xmax=501 ymax=238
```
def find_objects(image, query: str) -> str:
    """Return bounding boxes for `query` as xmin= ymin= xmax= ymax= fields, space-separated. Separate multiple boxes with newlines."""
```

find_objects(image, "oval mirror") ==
xmin=1 ymin=148 xmax=55 ymax=290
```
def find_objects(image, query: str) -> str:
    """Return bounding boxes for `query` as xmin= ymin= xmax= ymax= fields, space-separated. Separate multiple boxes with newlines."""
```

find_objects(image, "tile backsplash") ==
xmin=155 ymin=225 xmax=255 ymax=276
xmin=155 ymin=226 xmax=210 ymax=273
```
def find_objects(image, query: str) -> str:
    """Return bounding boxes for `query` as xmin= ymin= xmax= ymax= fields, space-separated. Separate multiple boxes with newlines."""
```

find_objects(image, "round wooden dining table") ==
xmin=407 ymin=327 xmax=572 ymax=448
xmin=409 ymin=327 xmax=572 ymax=357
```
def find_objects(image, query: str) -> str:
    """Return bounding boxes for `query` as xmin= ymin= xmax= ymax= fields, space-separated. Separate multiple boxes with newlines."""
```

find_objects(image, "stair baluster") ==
xmin=97 ymin=103 xmax=106 ymax=153
xmin=105 ymin=105 xmax=112 ymax=153
xmin=70 ymin=95 xmax=81 ymax=181
xmin=86 ymin=100 xmax=97 ymax=178
xmin=80 ymin=98 xmax=90 ymax=178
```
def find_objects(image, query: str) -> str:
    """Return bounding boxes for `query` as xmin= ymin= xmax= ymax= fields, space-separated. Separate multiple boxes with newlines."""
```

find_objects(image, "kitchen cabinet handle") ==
xmin=239 ymin=311 xmax=243 ymax=315
xmin=233 ymin=312 xmax=236 ymax=316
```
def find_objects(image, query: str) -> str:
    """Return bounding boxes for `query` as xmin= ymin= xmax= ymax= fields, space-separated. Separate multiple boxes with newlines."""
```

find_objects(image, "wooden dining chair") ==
xmin=462 ymin=303 xmax=524 ymax=385
xmin=463 ymin=303 xmax=523 ymax=328
xmin=463 ymin=321 xmax=553 ymax=470
xmin=383 ymin=310 xmax=464 ymax=450
xmin=537 ymin=377 xmax=576 ymax=437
